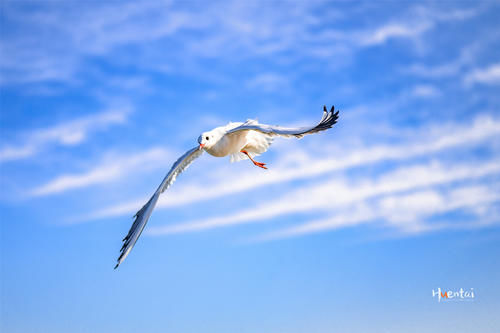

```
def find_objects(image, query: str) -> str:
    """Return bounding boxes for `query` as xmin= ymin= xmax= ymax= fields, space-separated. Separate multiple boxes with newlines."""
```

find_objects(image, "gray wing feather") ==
xmin=226 ymin=105 xmax=339 ymax=138
xmin=115 ymin=146 xmax=203 ymax=269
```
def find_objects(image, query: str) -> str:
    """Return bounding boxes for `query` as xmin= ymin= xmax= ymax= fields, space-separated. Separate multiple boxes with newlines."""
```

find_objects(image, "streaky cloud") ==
xmin=80 ymin=113 xmax=500 ymax=222
xmin=464 ymin=63 xmax=500 ymax=86
xmin=29 ymin=147 xmax=171 ymax=197
xmin=0 ymin=108 xmax=131 ymax=163
xmin=147 ymin=159 xmax=500 ymax=235
xmin=254 ymin=183 xmax=500 ymax=242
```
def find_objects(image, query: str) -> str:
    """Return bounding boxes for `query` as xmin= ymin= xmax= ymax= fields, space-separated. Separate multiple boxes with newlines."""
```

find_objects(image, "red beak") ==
xmin=199 ymin=143 xmax=205 ymax=149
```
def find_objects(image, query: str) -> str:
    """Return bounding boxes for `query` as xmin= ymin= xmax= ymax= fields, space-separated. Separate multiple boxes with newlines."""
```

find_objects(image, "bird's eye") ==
xmin=206 ymin=136 xmax=209 ymax=140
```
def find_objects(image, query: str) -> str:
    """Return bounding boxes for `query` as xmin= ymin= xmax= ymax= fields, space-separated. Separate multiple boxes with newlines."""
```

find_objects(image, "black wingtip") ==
xmin=114 ymin=263 xmax=119 ymax=269
xmin=304 ymin=104 xmax=339 ymax=134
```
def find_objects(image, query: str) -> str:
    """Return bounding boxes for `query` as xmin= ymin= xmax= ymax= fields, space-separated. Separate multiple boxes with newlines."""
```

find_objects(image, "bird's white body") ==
xmin=115 ymin=106 xmax=339 ymax=268
xmin=201 ymin=120 xmax=273 ymax=162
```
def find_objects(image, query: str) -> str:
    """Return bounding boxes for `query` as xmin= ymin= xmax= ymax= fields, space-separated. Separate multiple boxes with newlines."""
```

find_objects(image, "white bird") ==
xmin=115 ymin=106 xmax=339 ymax=268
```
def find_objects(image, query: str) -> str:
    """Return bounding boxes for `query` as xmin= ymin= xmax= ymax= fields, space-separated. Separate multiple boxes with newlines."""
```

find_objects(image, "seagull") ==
xmin=115 ymin=105 xmax=339 ymax=268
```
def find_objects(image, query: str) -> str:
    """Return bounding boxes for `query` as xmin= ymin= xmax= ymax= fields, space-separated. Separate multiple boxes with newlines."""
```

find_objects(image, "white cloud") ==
xmin=256 ymin=183 xmax=500 ymax=241
xmin=0 ymin=109 xmax=130 ymax=163
xmin=80 ymin=113 xmax=500 ymax=222
xmin=401 ymin=38 xmax=480 ymax=79
xmin=0 ymin=145 xmax=35 ymax=161
xmin=404 ymin=62 xmax=462 ymax=78
xmin=0 ymin=1 xmax=201 ymax=84
xmin=353 ymin=6 xmax=478 ymax=48
xmin=358 ymin=22 xmax=431 ymax=46
xmin=147 ymin=159 xmax=500 ymax=236
xmin=0 ymin=2 xmax=481 ymax=85
xmin=464 ymin=63 xmax=500 ymax=85
xmin=411 ymin=84 xmax=440 ymax=98
xmin=414 ymin=6 xmax=480 ymax=22
xmin=29 ymin=147 xmax=170 ymax=196
xmin=245 ymin=73 xmax=289 ymax=92
xmin=378 ymin=190 xmax=445 ymax=224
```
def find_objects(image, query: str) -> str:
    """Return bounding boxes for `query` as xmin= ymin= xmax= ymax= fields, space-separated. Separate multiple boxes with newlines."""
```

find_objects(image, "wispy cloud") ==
xmin=352 ymin=6 xmax=479 ymax=48
xmin=464 ymin=63 xmax=500 ymax=86
xmin=404 ymin=62 xmax=463 ymax=79
xmin=81 ymin=113 xmax=500 ymax=222
xmin=245 ymin=73 xmax=290 ymax=92
xmin=410 ymin=84 xmax=440 ymax=98
xmin=255 ymin=183 xmax=500 ymax=242
xmin=358 ymin=22 xmax=431 ymax=46
xmin=414 ymin=6 xmax=480 ymax=22
xmin=401 ymin=41 xmax=479 ymax=79
xmin=0 ymin=1 xmax=200 ymax=84
xmin=147 ymin=159 xmax=500 ymax=236
xmin=29 ymin=147 xmax=171 ymax=196
xmin=0 ymin=109 xmax=130 ymax=163
xmin=0 ymin=2 xmax=481 ymax=85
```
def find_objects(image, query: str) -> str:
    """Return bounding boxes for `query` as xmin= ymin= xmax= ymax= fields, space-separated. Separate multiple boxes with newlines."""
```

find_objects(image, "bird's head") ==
xmin=198 ymin=131 xmax=218 ymax=149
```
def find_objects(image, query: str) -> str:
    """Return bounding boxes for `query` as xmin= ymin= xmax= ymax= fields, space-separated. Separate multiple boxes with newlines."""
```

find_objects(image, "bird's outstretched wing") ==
xmin=115 ymin=146 xmax=204 ymax=269
xmin=226 ymin=106 xmax=339 ymax=138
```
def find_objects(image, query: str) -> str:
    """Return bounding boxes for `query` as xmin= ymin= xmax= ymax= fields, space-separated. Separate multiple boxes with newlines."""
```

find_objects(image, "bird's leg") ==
xmin=241 ymin=150 xmax=267 ymax=169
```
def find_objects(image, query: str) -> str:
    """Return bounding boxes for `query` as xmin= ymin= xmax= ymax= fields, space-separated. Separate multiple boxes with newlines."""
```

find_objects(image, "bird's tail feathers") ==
xmin=230 ymin=151 xmax=255 ymax=163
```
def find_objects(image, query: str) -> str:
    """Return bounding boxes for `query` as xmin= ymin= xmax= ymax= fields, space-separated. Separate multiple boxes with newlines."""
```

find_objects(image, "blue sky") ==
xmin=1 ymin=1 xmax=500 ymax=332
